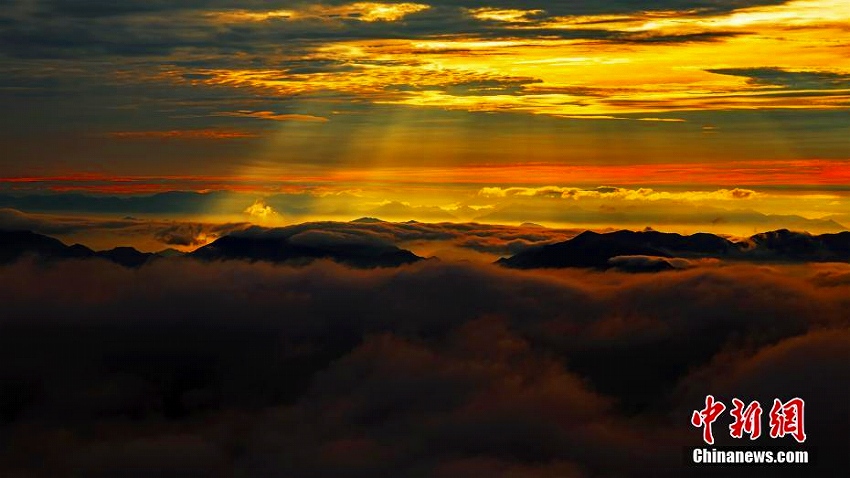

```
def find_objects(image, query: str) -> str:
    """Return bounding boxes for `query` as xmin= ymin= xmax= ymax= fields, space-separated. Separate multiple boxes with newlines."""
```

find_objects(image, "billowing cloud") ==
xmin=607 ymin=254 xmax=712 ymax=272
xmin=243 ymin=199 xmax=279 ymax=220
xmin=0 ymin=258 xmax=847 ymax=475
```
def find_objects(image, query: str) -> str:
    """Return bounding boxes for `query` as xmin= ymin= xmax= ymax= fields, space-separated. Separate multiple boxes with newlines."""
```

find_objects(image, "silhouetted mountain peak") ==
xmin=499 ymin=228 xmax=850 ymax=270
xmin=745 ymin=229 xmax=850 ymax=262
xmin=499 ymin=229 xmax=675 ymax=270
xmin=156 ymin=248 xmax=185 ymax=258
xmin=1 ymin=230 xmax=83 ymax=264
xmin=573 ymin=230 xmax=602 ymax=240
xmin=96 ymin=247 xmax=154 ymax=268
xmin=192 ymin=231 xmax=422 ymax=268
xmin=0 ymin=229 xmax=153 ymax=267
xmin=67 ymin=243 xmax=96 ymax=258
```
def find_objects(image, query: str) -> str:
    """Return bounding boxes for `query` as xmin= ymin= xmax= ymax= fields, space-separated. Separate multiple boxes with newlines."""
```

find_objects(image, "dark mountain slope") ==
xmin=191 ymin=233 xmax=423 ymax=268
xmin=499 ymin=229 xmax=850 ymax=269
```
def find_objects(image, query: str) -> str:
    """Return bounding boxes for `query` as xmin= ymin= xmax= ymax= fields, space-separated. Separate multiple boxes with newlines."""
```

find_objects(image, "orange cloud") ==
xmin=467 ymin=8 xmax=544 ymax=23
xmin=477 ymin=186 xmax=761 ymax=201
xmin=212 ymin=111 xmax=329 ymax=122
xmin=108 ymin=129 xmax=260 ymax=140
xmin=243 ymin=200 xmax=279 ymax=220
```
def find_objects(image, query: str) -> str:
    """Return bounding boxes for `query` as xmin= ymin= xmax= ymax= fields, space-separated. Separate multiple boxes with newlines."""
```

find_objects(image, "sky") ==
xmin=1 ymin=0 xmax=850 ymax=247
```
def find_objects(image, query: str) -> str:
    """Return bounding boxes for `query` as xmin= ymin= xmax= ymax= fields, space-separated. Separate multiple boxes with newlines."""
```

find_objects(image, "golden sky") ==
xmin=1 ymin=0 xmax=849 ymax=240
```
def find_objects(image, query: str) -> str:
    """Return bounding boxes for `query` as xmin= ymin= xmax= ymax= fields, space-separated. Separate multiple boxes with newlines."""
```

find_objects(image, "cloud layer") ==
xmin=0 ymin=258 xmax=847 ymax=476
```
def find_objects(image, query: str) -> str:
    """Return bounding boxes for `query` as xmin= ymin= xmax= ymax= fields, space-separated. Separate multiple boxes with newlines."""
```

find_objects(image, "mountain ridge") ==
xmin=4 ymin=226 xmax=849 ymax=270
xmin=0 ymin=227 xmax=424 ymax=269
xmin=497 ymin=228 xmax=850 ymax=269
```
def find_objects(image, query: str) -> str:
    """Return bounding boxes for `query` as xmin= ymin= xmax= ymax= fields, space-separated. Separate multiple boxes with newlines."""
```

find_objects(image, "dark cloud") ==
xmin=707 ymin=67 xmax=850 ymax=90
xmin=614 ymin=30 xmax=745 ymax=44
xmin=35 ymin=1 xmax=295 ymax=18
xmin=0 ymin=257 xmax=847 ymax=476
xmin=30 ymin=1 xmax=796 ymax=19
xmin=0 ymin=0 xmax=789 ymax=60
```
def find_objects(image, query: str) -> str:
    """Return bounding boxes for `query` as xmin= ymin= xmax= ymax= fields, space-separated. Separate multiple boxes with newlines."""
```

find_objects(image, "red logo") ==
xmin=729 ymin=398 xmax=763 ymax=440
xmin=769 ymin=398 xmax=807 ymax=443
xmin=692 ymin=396 xmax=806 ymax=444
xmin=691 ymin=395 xmax=726 ymax=445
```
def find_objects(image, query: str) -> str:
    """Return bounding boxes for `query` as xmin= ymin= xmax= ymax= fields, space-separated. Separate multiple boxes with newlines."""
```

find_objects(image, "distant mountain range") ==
xmin=0 ymin=227 xmax=423 ymax=268
xmin=0 ymin=230 xmax=157 ymax=267
xmin=3 ymin=226 xmax=850 ymax=270
xmin=497 ymin=228 xmax=850 ymax=270
xmin=477 ymin=204 xmax=847 ymax=233
xmin=1 ymin=192 xmax=846 ymax=233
